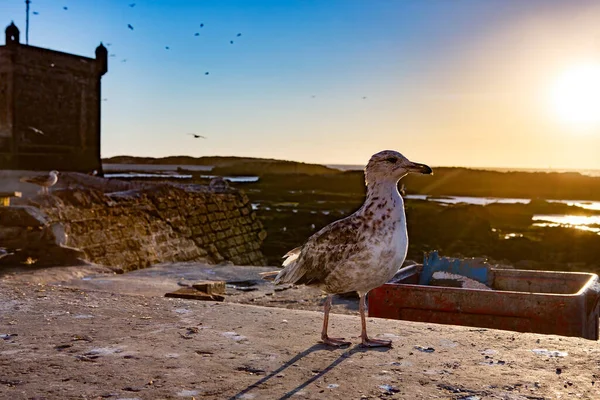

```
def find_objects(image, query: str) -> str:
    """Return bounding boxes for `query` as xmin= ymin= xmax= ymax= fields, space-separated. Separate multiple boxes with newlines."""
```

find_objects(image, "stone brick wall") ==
xmin=0 ymin=22 xmax=105 ymax=172
xmin=16 ymin=184 xmax=268 ymax=271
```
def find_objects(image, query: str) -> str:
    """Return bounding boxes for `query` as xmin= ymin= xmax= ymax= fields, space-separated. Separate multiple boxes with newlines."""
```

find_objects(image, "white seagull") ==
xmin=274 ymin=150 xmax=432 ymax=347
xmin=20 ymin=170 xmax=60 ymax=194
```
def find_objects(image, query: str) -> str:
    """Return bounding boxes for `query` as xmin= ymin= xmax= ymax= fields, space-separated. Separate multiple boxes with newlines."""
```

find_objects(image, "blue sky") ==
xmin=2 ymin=0 xmax=600 ymax=169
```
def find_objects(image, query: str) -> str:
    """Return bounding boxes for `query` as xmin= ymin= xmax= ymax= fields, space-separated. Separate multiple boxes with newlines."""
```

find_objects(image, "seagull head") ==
xmin=365 ymin=150 xmax=432 ymax=185
xmin=49 ymin=170 xmax=60 ymax=177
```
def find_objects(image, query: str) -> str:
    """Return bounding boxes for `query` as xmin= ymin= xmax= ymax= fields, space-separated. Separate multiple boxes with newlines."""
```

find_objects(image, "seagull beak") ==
xmin=408 ymin=162 xmax=433 ymax=175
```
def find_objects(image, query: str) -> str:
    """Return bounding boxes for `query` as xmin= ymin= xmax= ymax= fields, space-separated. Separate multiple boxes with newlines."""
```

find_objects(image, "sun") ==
xmin=550 ymin=64 xmax=600 ymax=125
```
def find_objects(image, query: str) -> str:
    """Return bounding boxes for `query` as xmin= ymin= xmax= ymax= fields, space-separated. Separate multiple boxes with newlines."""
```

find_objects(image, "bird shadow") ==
xmin=228 ymin=342 xmax=391 ymax=400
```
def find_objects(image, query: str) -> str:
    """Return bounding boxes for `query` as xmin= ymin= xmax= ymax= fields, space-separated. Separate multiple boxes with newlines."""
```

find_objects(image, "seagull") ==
xmin=129 ymin=3 xmax=136 ymax=7
xmin=194 ymin=32 xmax=200 ymax=36
xmin=28 ymin=126 xmax=45 ymax=135
xmin=237 ymin=33 xmax=242 ymax=37
xmin=127 ymin=24 xmax=134 ymax=30
xmin=230 ymin=40 xmax=234 ymax=44
xmin=204 ymin=72 xmax=209 ymax=75
xmin=200 ymin=23 xmax=204 ymax=28
xmin=187 ymin=133 xmax=206 ymax=139
xmin=273 ymin=150 xmax=432 ymax=347
xmin=63 ymin=6 xmax=68 ymax=10
xmin=33 ymin=11 xmax=39 ymax=15
xmin=20 ymin=170 xmax=60 ymax=195
xmin=165 ymin=46 xmax=170 ymax=50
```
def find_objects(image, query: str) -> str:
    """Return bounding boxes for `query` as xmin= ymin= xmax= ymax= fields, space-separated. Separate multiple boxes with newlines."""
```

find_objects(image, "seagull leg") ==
xmin=359 ymin=292 xmax=392 ymax=347
xmin=321 ymin=295 xmax=350 ymax=347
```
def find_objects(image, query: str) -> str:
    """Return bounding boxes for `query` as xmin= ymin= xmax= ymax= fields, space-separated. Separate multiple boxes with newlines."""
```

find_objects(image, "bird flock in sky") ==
xmin=31 ymin=1 xmax=243 ymax=75
xmin=27 ymin=1 xmax=370 ymax=140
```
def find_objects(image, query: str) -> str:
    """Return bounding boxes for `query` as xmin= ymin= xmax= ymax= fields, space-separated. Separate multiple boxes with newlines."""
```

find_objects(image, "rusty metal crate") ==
xmin=368 ymin=260 xmax=600 ymax=340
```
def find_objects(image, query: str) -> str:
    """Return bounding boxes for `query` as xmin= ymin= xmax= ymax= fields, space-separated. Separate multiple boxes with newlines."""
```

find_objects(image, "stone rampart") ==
xmin=1 ymin=182 xmax=267 ymax=271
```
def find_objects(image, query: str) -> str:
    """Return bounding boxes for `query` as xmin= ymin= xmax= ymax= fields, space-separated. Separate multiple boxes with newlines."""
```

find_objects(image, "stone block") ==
xmin=192 ymin=280 xmax=226 ymax=295
xmin=164 ymin=287 xmax=224 ymax=301
xmin=220 ymin=220 xmax=231 ymax=230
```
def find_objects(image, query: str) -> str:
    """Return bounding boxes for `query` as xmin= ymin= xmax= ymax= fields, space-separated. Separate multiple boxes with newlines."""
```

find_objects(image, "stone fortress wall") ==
xmin=0 ymin=173 xmax=268 ymax=271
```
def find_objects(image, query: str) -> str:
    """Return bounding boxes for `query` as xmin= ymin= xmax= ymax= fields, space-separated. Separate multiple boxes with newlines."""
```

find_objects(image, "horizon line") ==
xmin=100 ymin=155 xmax=600 ymax=174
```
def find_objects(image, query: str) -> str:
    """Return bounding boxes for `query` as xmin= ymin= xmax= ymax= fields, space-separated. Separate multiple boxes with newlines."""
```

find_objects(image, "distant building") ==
xmin=0 ymin=22 xmax=107 ymax=173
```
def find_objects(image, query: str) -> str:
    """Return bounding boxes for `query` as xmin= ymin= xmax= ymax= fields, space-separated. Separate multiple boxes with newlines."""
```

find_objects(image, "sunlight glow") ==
xmin=550 ymin=64 xmax=600 ymax=126
xmin=532 ymin=214 xmax=600 ymax=234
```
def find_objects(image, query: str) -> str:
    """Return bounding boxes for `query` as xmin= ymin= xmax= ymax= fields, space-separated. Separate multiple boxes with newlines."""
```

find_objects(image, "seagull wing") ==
xmin=275 ymin=214 xmax=365 ymax=286
xmin=20 ymin=175 xmax=50 ymax=186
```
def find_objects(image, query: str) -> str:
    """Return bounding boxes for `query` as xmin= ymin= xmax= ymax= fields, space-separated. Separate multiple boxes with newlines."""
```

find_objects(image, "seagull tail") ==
xmin=273 ymin=246 xmax=303 ymax=285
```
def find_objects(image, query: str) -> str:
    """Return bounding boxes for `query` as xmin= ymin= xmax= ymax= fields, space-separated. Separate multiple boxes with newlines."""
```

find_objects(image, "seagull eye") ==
xmin=385 ymin=157 xmax=397 ymax=164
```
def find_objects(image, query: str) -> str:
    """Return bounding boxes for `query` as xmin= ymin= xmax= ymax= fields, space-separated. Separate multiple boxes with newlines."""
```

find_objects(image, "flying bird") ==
xmin=204 ymin=72 xmax=209 ymax=75
xmin=194 ymin=32 xmax=200 ymax=36
xmin=121 ymin=59 xmax=127 ymax=63
xmin=129 ymin=3 xmax=136 ymax=7
xmin=127 ymin=24 xmax=134 ymax=30
xmin=187 ymin=134 xmax=206 ymax=139
xmin=200 ymin=23 xmax=204 ymax=28
xmin=20 ymin=170 xmax=60 ymax=195
xmin=109 ymin=54 xmax=116 ymax=57
xmin=230 ymin=40 xmax=234 ymax=44
xmin=28 ymin=126 xmax=45 ymax=135
xmin=362 ymin=96 xmax=367 ymax=100
xmin=63 ymin=6 xmax=68 ymax=10
xmin=273 ymin=150 xmax=433 ymax=347
xmin=33 ymin=11 xmax=39 ymax=15
xmin=165 ymin=46 xmax=170 ymax=50
xmin=237 ymin=33 xmax=242 ymax=37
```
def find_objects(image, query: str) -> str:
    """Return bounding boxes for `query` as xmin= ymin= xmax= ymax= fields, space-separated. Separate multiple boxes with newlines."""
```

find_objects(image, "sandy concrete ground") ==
xmin=1 ymin=267 xmax=599 ymax=400
xmin=0 ymin=262 xmax=361 ymax=316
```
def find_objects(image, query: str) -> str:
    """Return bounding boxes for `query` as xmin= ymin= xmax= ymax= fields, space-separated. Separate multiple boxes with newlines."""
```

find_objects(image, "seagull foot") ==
xmin=361 ymin=337 xmax=392 ymax=348
xmin=321 ymin=336 xmax=351 ymax=347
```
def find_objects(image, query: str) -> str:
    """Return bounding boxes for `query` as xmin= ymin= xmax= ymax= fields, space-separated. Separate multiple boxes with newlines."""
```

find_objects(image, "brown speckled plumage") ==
xmin=274 ymin=150 xmax=432 ymax=347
